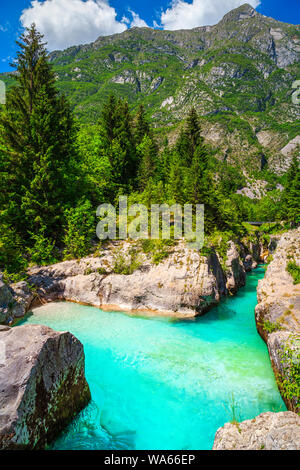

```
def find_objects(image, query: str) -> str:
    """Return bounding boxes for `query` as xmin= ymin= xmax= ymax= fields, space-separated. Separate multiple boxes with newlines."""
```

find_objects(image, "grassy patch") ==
xmin=112 ymin=247 xmax=141 ymax=275
xmin=260 ymin=320 xmax=282 ymax=334
xmin=286 ymin=260 xmax=300 ymax=285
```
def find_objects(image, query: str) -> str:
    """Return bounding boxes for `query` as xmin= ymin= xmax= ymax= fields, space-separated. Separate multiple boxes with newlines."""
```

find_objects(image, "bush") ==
xmin=286 ymin=260 xmax=300 ymax=285
xmin=0 ymin=225 xmax=27 ymax=276
xmin=28 ymin=227 xmax=58 ymax=266
xmin=112 ymin=247 xmax=141 ymax=275
xmin=278 ymin=336 xmax=300 ymax=411
xmin=261 ymin=320 xmax=282 ymax=334
xmin=63 ymin=200 xmax=95 ymax=260
xmin=141 ymin=239 xmax=175 ymax=264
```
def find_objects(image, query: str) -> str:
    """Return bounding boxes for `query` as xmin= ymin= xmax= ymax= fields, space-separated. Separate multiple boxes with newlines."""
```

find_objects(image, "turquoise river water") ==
xmin=19 ymin=266 xmax=286 ymax=450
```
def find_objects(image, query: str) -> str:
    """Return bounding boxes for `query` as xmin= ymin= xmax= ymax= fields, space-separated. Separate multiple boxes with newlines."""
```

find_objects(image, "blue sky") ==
xmin=0 ymin=0 xmax=299 ymax=73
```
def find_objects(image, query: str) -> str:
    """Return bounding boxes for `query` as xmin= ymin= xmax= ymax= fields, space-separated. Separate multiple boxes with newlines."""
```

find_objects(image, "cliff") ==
xmin=0 ymin=239 xmax=248 ymax=323
xmin=255 ymin=227 xmax=300 ymax=412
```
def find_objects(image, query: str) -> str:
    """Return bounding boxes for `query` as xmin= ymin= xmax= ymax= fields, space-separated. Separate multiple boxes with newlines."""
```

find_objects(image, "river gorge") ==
xmin=18 ymin=266 xmax=285 ymax=450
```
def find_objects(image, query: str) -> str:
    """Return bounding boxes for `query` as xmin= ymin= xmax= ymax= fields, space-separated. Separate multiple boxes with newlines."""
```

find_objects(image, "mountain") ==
xmin=1 ymin=4 xmax=300 ymax=173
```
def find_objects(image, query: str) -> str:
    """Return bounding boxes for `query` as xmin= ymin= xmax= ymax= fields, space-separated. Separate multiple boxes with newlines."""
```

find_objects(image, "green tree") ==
xmin=137 ymin=135 xmax=157 ymax=190
xmin=167 ymin=158 xmax=187 ymax=206
xmin=281 ymin=156 xmax=300 ymax=223
xmin=63 ymin=200 xmax=95 ymax=260
xmin=176 ymin=107 xmax=203 ymax=166
xmin=101 ymin=93 xmax=118 ymax=145
xmin=99 ymin=95 xmax=137 ymax=191
xmin=0 ymin=24 xmax=79 ymax=244
xmin=134 ymin=104 xmax=150 ymax=145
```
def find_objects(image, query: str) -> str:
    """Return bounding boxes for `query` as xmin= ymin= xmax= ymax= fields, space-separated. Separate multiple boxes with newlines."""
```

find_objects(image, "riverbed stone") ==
xmin=213 ymin=411 xmax=300 ymax=450
xmin=0 ymin=324 xmax=91 ymax=450
xmin=225 ymin=241 xmax=246 ymax=293
xmin=0 ymin=276 xmax=15 ymax=324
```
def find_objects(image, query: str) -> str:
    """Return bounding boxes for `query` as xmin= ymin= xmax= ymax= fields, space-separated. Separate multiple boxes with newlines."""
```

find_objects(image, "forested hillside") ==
xmin=0 ymin=6 xmax=299 ymax=280
xmin=2 ymin=4 xmax=299 ymax=174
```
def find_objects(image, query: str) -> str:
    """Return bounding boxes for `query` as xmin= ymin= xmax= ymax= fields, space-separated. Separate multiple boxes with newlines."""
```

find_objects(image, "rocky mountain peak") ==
xmin=221 ymin=3 xmax=258 ymax=23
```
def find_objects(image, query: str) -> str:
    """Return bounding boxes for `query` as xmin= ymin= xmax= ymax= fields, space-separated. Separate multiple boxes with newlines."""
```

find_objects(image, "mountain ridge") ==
xmin=1 ymin=4 xmax=299 ymax=174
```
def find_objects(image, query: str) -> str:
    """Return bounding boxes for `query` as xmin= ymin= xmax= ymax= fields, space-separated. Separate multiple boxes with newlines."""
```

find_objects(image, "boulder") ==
xmin=0 ymin=276 xmax=15 ymax=324
xmin=225 ymin=242 xmax=246 ymax=293
xmin=267 ymin=331 xmax=300 ymax=411
xmin=9 ymin=281 xmax=34 ymax=320
xmin=0 ymin=324 xmax=91 ymax=450
xmin=0 ymin=275 xmax=34 ymax=325
xmin=213 ymin=412 xmax=300 ymax=450
xmin=244 ymin=254 xmax=253 ymax=272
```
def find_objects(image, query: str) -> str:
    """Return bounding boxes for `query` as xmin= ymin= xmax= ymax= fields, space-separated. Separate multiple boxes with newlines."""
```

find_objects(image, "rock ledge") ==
xmin=213 ymin=411 xmax=300 ymax=450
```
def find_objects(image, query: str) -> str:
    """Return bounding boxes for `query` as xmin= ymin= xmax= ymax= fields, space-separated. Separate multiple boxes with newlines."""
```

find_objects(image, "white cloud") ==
xmin=20 ymin=0 xmax=128 ymax=51
xmin=121 ymin=15 xmax=131 ymax=25
xmin=160 ymin=0 xmax=261 ymax=30
xmin=128 ymin=10 xmax=148 ymax=28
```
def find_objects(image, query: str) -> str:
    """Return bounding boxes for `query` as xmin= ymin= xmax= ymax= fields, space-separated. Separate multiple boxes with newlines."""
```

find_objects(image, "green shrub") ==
xmin=286 ymin=260 xmax=300 ymax=285
xmin=63 ymin=200 xmax=95 ymax=260
xmin=261 ymin=320 xmax=282 ymax=334
xmin=113 ymin=247 xmax=141 ymax=275
xmin=97 ymin=267 xmax=108 ymax=275
xmin=141 ymin=239 xmax=175 ymax=265
xmin=28 ymin=227 xmax=58 ymax=266
xmin=278 ymin=337 xmax=300 ymax=411
xmin=0 ymin=225 xmax=28 ymax=276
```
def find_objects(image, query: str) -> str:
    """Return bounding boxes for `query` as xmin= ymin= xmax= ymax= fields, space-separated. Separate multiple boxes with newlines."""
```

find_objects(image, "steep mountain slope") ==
xmin=1 ymin=4 xmax=299 ymax=173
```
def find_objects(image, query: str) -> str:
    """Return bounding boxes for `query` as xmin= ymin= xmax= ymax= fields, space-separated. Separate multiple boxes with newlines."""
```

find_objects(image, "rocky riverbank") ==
xmin=0 ymin=324 xmax=91 ymax=449
xmin=0 ymin=239 xmax=255 ymax=324
xmin=214 ymin=228 xmax=300 ymax=450
xmin=1 ymin=231 xmax=299 ymax=450
xmin=213 ymin=412 xmax=300 ymax=450
xmin=255 ymin=227 xmax=300 ymax=412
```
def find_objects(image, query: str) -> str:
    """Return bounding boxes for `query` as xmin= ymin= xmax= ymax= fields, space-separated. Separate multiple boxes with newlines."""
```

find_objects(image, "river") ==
xmin=19 ymin=266 xmax=286 ymax=450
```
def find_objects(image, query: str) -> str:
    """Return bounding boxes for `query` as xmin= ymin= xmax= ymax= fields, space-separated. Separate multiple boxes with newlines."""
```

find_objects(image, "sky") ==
xmin=0 ymin=0 xmax=299 ymax=73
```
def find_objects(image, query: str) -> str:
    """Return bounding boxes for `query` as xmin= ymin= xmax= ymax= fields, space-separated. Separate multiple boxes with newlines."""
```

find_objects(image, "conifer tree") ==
xmin=135 ymin=104 xmax=150 ymax=145
xmin=176 ymin=107 xmax=203 ymax=166
xmin=0 ymin=24 xmax=79 ymax=243
xmin=101 ymin=93 xmax=118 ymax=144
xmin=167 ymin=160 xmax=186 ymax=206
xmin=281 ymin=156 xmax=300 ymax=222
xmin=137 ymin=135 xmax=157 ymax=190
xmin=100 ymin=95 xmax=138 ymax=191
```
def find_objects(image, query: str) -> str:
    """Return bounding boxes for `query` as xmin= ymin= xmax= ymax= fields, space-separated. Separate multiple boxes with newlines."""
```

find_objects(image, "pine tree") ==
xmin=114 ymin=99 xmax=137 ymax=188
xmin=100 ymin=95 xmax=138 ymax=191
xmin=176 ymin=107 xmax=203 ymax=166
xmin=167 ymin=159 xmax=186 ymax=206
xmin=135 ymin=104 xmax=150 ymax=145
xmin=0 ymin=24 xmax=79 ymax=243
xmin=187 ymin=145 xmax=209 ymax=205
xmin=282 ymin=156 xmax=300 ymax=223
xmin=137 ymin=135 xmax=157 ymax=190
xmin=101 ymin=93 xmax=118 ymax=144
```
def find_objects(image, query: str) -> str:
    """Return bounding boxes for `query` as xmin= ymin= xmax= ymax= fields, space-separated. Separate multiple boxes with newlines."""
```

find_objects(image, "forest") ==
xmin=0 ymin=26 xmax=299 ymax=279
